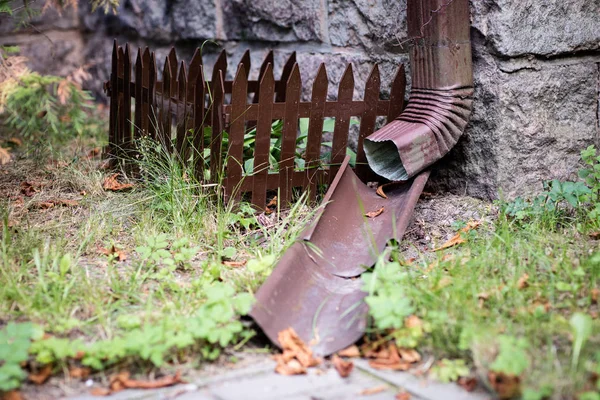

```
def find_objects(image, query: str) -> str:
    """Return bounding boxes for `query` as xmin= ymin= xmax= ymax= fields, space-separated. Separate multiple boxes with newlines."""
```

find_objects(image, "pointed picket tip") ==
xmin=312 ymin=63 xmax=328 ymax=90
xmin=196 ymin=65 xmax=206 ymax=88
xmin=366 ymin=63 xmax=381 ymax=84
xmin=168 ymin=47 xmax=178 ymax=73
xmin=288 ymin=63 xmax=301 ymax=85
xmin=142 ymin=47 xmax=151 ymax=61
xmin=135 ymin=48 xmax=142 ymax=64
xmin=239 ymin=50 xmax=251 ymax=77
xmin=214 ymin=50 xmax=227 ymax=71
xmin=281 ymin=52 xmax=296 ymax=75
xmin=162 ymin=56 xmax=172 ymax=80
xmin=259 ymin=62 xmax=275 ymax=87
xmin=340 ymin=63 xmax=354 ymax=86
xmin=190 ymin=48 xmax=203 ymax=68
xmin=234 ymin=63 xmax=247 ymax=83
xmin=124 ymin=43 xmax=131 ymax=58
xmin=178 ymin=60 xmax=187 ymax=82
xmin=258 ymin=50 xmax=274 ymax=76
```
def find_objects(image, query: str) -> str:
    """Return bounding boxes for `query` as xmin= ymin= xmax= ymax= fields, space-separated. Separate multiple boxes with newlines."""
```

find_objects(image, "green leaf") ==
xmin=570 ymin=312 xmax=592 ymax=369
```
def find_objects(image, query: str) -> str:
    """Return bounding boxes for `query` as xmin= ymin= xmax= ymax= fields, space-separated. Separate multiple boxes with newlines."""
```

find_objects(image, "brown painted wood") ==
xmin=161 ymin=56 xmax=173 ymax=152
xmin=134 ymin=48 xmax=143 ymax=140
xmin=276 ymin=52 xmax=296 ymax=103
xmin=209 ymin=70 xmax=225 ymax=183
xmin=252 ymin=50 xmax=274 ymax=104
xmin=356 ymin=64 xmax=380 ymax=181
xmin=305 ymin=63 xmax=328 ymax=203
xmin=148 ymin=52 xmax=157 ymax=139
xmin=330 ymin=64 xmax=354 ymax=182
xmin=176 ymin=61 xmax=188 ymax=157
xmin=108 ymin=40 xmax=118 ymax=159
xmin=251 ymin=63 xmax=275 ymax=208
xmin=188 ymin=47 xmax=203 ymax=99
xmin=387 ymin=64 xmax=406 ymax=121
xmin=193 ymin=65 xmax=206 ymax=182
xmin=168 ymin=47 xmax=178 ymax=82
xmin=141 ymin=48 xmax=151 ymax=135
xmin=278 ymin=63 xmax=301 ymax=206
xmin=117 ymin=46 xmax=125 ymax=157
xmin=123 ymin=44 xmax=132 ymax=154
xmin=226 ymin=64 xmax=248 ymax=202
xmin=239 ymin=50 xmax=251 ymax=79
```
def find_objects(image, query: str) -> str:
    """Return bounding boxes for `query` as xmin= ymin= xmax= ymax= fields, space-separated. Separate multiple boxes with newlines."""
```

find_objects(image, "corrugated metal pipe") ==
xmin=364 ymin=0 xmax=474 ymax=180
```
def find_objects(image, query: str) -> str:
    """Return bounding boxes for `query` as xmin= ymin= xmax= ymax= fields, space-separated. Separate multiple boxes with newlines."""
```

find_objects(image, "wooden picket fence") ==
xmin=105 ymin=40 xmax=407 ymax=207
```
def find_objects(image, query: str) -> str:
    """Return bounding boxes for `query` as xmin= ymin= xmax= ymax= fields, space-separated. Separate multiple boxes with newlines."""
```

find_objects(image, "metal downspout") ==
xmin=364 ymin=0 xmax=474 ymax=180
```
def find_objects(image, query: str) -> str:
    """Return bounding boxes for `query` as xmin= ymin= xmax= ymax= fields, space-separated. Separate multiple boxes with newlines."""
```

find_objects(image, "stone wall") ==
xmin=1 ymin=0 xmax=599 ymax=199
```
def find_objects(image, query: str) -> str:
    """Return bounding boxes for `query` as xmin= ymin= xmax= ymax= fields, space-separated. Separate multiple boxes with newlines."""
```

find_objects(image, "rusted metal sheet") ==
xmin=250 ymin=156 xmax=430 ymax=356
xmin=364 ymin=0 xmax=473 ymax=180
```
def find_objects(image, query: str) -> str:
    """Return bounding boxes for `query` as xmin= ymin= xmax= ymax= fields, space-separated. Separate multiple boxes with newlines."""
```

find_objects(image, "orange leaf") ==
xmin=274 ymin=358 xmax=306 ymax=376
xmin=69 ymin=367 xmax=91 ymax=379
xmin=120 ymin=370 xmax=184 ymax=389
xmin=457 ymin=376 xmax=478 ymax=392
xmin=20 ymin=181 xmax=39 ymax=197
xmin=375 ymin=181 xmax=407 ymax=199
xmin=86 ymin=148 xmax=101 ymax=159
xmin=365 ymin=207 xmax=385 ymax=219
xmin=395 ymin=392 xmax=411 ymax=400
xmin=2 ymin=391 xmax=24 ymax=400
xmin=398 ymin=348 xmax=421 ymax=363
xmin=7 ymin=138 xmax=22 ymax=147
xmin=90 ymin=387 xmax=112 ymax=396
xmin=277 ymin=327 xmax=321 ymax=368
xmin=102 ymin=174 xmax=134 ymax=192
xmin=99 ymin=245 xmax=127 ymax=262
xmin=337 ymin=345 xmax=361 ymax=358
xmin=376 ymin=185 xmax=388 ymax=199
xmin=592 ymin=288 xmax=599 ymax=304
xmin=37 ymin=201 xmax=55 ymax=210
xmin=488 ymin=371 xmax=521 ymax=399
xmin=359 ymin=385 xmax=388 ymax=395
xmin=432 ymin=233 xmax=465 ymax=251
xmin=589 ymin=231 xmax=600 ymax=240
xmin=517 ymin=273 xmax=529 ymax=290
xmin=28 ymin=364 xmax=53 ymax=385
xmin=332 ymin=354 xmax=354 ymax=378
xmin=0 ymin=147 xmax=11 ymax=165
xmin=404 ymin=315 xmax=423 ymax=329
xmin=223 ymin=260 xmax=247 ymax=268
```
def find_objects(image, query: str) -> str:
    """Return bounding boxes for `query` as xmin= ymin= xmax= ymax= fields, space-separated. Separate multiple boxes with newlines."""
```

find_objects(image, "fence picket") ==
xmin=356 ymin=64 xmax=380 ymax=180
xmin=278 ymin=63 xmax=301 ymax=206
xmin=108 ymin=40 xmax=118 ymax=158
xmin=168 ymin=47 xmax=178 ymax=81
xmin=253 ymin=50 xmax=274 ymax=104
xmin=117 ymin=46 xmax=125 ymax=156
xmin=239 ymin=50 xmax=251 ymax=78
xmin=252 ymin=63 xmax=275 ymax=208
xmin=148 ymin=52 xmax=157 ymax=139
xmin=141 ymin=48 xmax=150 ymax=135
xmin=187 ymin=47 xmax=203 ymax=99
xmin=134 ymin=49 xmax=143 ymax=139
xmin=305 ymin=64 xmax=328 ymax=203
xmin=193 ymin=65 xmax=206 ymax=182
xmin=226 ymin=64 xmax=248 ymax=201
xmin=210 ymin=71 xmax=225 ymax=183
xmin=212 ymin=50 xmax=227 ymax=85
xmin=161 ymin=57 xmax=173 ymax=152
xmin=387 ymin=64 xmax=406 ymax=121
xmin=330 ymin=64 xmax=353 ymax=182
xmin=276 ymin=52 xmax=296 ymax=102
xmin=176 ymin=61 xmax=188 ymax=156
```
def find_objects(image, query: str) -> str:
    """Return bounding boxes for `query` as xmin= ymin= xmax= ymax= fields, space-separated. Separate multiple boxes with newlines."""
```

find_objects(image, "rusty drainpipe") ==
xmin=364 ymin=0 xmax=474 ymax=180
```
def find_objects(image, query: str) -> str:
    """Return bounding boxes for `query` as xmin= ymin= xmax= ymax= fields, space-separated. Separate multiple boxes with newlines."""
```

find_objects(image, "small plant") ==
xmin=135 ymin=234 xmax=199 ymax=270
xmin=489 ymin=335 xmax=530 ymax=377
xmin=430 ymin=359 xmax=470 ymax=383
xmin=0 ymin=322 xmax=43 ymax=392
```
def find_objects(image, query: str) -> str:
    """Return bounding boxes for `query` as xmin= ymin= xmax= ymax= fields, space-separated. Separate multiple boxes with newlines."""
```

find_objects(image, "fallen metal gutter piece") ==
xmin=250 ymin=157 xmax=429 ymax=356
xmin=364 ymin=0 xmax=474 ymax=180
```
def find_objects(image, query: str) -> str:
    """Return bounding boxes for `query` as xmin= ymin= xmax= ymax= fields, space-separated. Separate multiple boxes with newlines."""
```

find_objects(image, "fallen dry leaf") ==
xmin=37 ymin=201 xmax=55 ymax=210
xmin=223 ymin=260 xmax=247 ymax=268
xmin=277 ymin=327 xmax=321 ymax=368
xmin=365 ymin=206 xmax=385 ymax=218
xmin=592 ymin=288 xmax=599 ymax=304
xmin=367 ymin=343 xmax=413 ymax=371
xmin=457 ymin=376 xmax=478 ymax=392
xmin=376 ymin=185 xmax=388 ymax=199
xmin=90 ymin=387 xmax=112 ymax=396
xmin=395 ymin=392 xmax=411 ymax=400
xmin=590 ymin=231 xmax=600 ymax=240
xmin=0 ymin=147 xmax=11 ymax=166
xmin=517 ymin=273 xmax=529 ymax=290
xmin=28 ymin=364 xmax=53 ymax=385
xmin=337 ymin=345 xmax=361 ymax=358
xmin=103 ymin=173 xmax=134 ymax=192
xmin=332 ymin=354 xmax=354 ymax=378
xmin=360 ymin=385 xmax=388 ymax=395
xmin=2 ymin=391 xmax=24 ymax=400
xmin=398 ymin=348 xmax=421 ymax=363
xmin=274 ymin=358 xmax=306 ymax=375
xmin=34 ymin=199 xmax=79 ymax=210
xmin=87 ymin=147 xmax=102 ymax=159
xmin=7 ymin=138 xmax=22 ymax=147
xmin=375 ymin=181 xmax=407 ymax=199
xmin=488 ymin=371 xmax=521 ymax=399
xmin=432 ymin=220 xmax=481 ymax=252
xmin=99 ymin=245 xmax=127 ymax=262
xmin=405 ymin=315 xmax=423 ymax=329
xmin=69 ymin=366 xmax=91 ymax=379
xmin=20 ymin=181 xmax=39 ymax=197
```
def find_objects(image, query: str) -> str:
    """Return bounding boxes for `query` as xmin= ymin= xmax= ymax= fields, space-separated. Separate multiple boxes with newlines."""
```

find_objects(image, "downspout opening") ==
xmin=364 ymin=139 xmax=409 ymax=181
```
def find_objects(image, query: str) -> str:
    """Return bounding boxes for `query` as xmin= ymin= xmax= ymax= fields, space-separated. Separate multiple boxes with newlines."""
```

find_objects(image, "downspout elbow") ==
xmin=364 ymin=0 xmax=474 ymax=180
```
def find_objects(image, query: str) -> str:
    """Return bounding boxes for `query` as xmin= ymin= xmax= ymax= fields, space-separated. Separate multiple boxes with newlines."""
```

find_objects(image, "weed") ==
xmin=0 ymin=323 xmax=43 ymax=391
